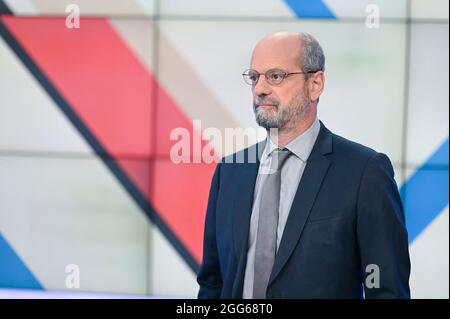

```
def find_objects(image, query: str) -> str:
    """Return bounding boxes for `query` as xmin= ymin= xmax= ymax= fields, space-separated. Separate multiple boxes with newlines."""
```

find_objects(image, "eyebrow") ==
xmin=250 ymin=67 xmax=287 ymax=72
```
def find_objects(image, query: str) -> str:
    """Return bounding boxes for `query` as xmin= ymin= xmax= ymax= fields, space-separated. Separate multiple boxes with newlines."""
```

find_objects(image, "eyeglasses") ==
xmin=242 ymin=68 xmax=317 ymax=86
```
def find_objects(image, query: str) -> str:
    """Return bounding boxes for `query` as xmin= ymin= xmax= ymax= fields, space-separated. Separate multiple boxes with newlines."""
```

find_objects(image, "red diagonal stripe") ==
xmin=2 ymin=16 xmax=215 ymax=264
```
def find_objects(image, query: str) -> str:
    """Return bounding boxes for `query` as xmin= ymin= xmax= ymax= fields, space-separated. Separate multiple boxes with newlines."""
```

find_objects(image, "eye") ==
xmin=268 ymin=71 xmax=284 ymax=82
xmin=249 ymin=73 xmax=258 ymax=82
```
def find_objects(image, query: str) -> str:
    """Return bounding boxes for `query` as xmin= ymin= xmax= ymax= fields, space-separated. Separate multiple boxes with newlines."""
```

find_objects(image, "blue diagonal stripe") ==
xmin=284 ymin=0 xmax=336 ymax=19
xmin=401 ymin=138 xmax=449 ymax=244
xmin=0 ymin=233 xmax=43 ymax=289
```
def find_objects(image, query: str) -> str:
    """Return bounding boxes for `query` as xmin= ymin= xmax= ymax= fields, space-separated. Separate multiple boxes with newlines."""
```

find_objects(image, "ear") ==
xmin=307 ymin=71 xmax=325 ymax=103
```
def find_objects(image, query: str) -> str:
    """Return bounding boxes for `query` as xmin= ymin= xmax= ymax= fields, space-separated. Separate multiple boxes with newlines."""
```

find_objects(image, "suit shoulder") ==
xmin=328 ymin=131 xmax=396 ymax=183
xmin=331 ymin=132 xmax=380 ymax=163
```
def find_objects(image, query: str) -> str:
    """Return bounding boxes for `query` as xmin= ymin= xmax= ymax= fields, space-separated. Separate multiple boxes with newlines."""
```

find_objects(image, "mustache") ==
xmin=253 ymin=96 xmax=279 ymax=109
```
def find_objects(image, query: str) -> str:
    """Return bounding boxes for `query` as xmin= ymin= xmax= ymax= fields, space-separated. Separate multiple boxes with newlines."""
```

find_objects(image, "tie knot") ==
xmin=271 ymin=148 xmax=292 ymax=170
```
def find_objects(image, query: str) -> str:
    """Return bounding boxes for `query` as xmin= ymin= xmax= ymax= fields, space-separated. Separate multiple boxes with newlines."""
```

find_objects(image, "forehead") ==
xmin=251 ymin=36 xmax=301 ymax=71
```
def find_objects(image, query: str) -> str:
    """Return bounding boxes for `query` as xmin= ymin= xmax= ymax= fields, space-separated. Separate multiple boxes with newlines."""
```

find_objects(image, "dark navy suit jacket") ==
xmin=197 ymin=122 xmax=411 ymax=298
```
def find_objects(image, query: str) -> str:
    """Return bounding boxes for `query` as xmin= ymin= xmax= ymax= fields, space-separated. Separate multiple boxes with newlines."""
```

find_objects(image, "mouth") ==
xmin=257 ymin=103 xmax=277 ymax=107
xmin=256 ymin=104 xmax=277 ymax=110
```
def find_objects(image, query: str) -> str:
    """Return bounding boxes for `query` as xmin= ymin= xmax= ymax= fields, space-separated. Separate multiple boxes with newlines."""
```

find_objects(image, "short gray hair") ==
xmin=299 ymin=33 xmax=325 ymax=77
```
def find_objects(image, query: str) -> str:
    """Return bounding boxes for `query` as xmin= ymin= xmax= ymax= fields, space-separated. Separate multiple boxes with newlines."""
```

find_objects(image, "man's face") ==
xmin=250 ymin=36 xmax=310 ymax=131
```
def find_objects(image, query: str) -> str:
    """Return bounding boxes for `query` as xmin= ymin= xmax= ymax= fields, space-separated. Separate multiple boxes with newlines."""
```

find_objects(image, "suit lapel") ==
xmin=268 ymin=122 xmax=333 ymax=286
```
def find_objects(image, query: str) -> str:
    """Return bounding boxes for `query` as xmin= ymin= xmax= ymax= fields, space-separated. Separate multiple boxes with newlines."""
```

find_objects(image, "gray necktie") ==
xmin=253 ymin=148 xmax=292 ymax=299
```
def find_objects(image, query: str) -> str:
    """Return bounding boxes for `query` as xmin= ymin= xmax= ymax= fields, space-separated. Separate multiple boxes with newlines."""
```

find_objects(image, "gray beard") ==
xmin=254 ymin=100 xmax=309 ymax=131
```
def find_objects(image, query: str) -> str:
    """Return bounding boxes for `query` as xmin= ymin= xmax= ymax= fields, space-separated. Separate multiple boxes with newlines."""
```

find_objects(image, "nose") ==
xmin=252 ymin=74 xmax=272 ymax=97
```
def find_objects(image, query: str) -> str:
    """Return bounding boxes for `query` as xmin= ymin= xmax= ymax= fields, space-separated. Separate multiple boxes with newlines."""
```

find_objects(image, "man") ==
xmin=197 ymin=32 xmax=410 ymax=298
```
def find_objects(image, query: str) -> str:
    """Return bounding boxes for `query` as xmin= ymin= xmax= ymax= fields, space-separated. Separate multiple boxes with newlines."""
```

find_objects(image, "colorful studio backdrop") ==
xmin=0 ymin=0 xmax=448 ymax=298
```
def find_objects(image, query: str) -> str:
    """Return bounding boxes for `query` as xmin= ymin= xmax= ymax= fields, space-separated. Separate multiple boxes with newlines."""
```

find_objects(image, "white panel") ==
xmin=394 ymin=166 xmax=405 ymax=188
xmin=406 ymin=23 xmax=449 ymax=167
xmin=409 ymin=206 xmax=449 ymax=298
xmin=3 ymin=0 xmax=38 ymax=14
xmin=325 ymin=0 xmax=407 ymax=18
xmin=161 ymin=0 xmax=408 ymax=19
xmin=160 ymin=20 xmax=406 ymax=164
xmin=149 ymin=227 xmax=198 ymax=298
xmin=0 ymin=288 xmax=152 ymax=298
xmin=0 ymin=38 xmax=91 ymax=154
xmin=20 ymin=0 xmax=155 ymax=16
xmin=0 ymin=156 xmax=149 ymax=294
xmin=411 ymin=0 xmax=449 ymax=19
xmin=160 ymin=0 xmax=293 ymax=17
xmin=134 ymin=0 xmax=156 ymax=15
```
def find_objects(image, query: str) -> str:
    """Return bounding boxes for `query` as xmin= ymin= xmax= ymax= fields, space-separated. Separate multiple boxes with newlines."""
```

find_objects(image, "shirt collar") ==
xmin=262 ymin=117 xmax=321 ymax=163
